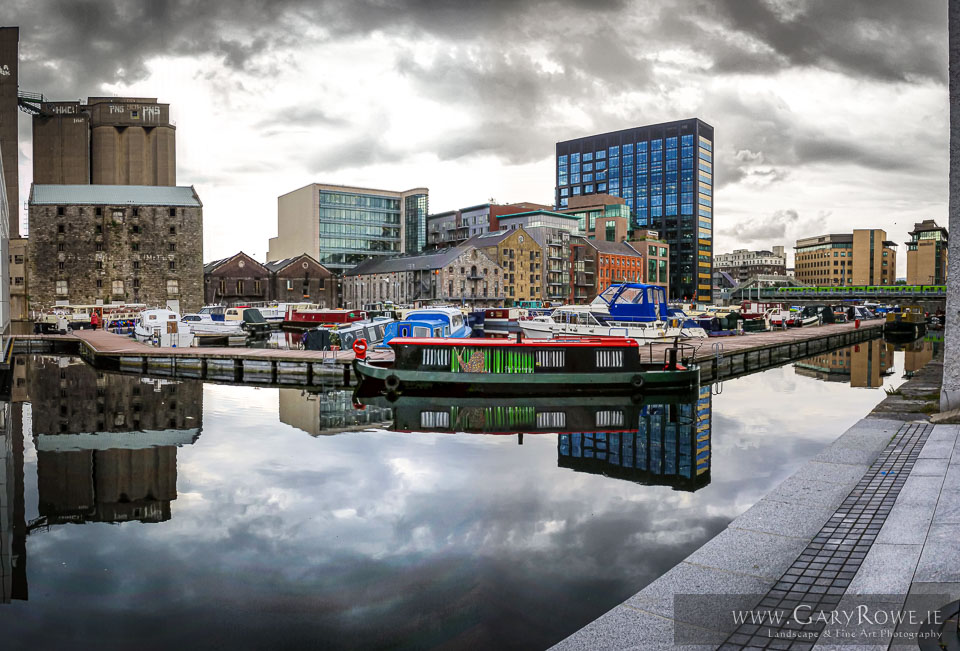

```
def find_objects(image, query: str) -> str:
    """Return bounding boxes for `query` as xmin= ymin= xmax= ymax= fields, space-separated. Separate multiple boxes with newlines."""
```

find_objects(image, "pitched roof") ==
xmin=30 ymin=184 xmax=202 ymax=207
xmin=264 ymin=253 xmax=326 ymax=273
xmin=202 ymin=251 xmax=268 ymax=275
xmin=465 ymin=229 xmax=516 ymax=247
xmin=343 ymin=245 xmax=472 ymax=276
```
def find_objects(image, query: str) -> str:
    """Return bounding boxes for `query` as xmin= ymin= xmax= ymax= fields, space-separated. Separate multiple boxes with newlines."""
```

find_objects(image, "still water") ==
xmin=0 ymin=335 xmax=939 ymax=650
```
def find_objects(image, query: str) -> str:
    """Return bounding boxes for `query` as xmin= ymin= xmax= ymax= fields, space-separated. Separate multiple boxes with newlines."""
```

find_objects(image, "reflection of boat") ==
xmin=358 ymin=387 xmax=712 ymax=492
xmin=519 ymin=284 xmax=707 ymax=341
xmin=354 ymin=336 xmax=699 ymax=398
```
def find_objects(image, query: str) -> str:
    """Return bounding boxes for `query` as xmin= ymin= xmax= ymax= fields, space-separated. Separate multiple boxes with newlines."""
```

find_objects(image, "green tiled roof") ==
xmin=30 ymin=184 xmax=202 ymax=207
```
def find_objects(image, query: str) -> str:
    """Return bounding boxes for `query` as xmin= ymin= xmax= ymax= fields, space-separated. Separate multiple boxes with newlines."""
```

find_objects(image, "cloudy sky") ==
xmin=8 ymin=0 xmax=950 ymax=272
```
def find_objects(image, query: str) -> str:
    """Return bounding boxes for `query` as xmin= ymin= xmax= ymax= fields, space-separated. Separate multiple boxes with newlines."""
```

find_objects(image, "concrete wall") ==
xmin=0 ymin=27 xmax=17 ymax=236
xmin=32 ymin=109 xmax=90 ymax=184
xmin=28 ymin=202 xmax=204 ymax=313
xmin=269 ymin=185 xmax=317 ymax=262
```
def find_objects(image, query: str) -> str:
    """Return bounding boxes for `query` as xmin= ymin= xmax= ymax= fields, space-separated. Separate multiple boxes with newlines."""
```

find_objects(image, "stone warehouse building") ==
xmin=466 ymin=228 xmax=543 ymax=302
xmin=202 ymin=252 xmax=336 ymax=307
xmin=342 ymin=245 xmax=503 ymax=308
xmin=28 ymin=185 xmax=203 ymax=313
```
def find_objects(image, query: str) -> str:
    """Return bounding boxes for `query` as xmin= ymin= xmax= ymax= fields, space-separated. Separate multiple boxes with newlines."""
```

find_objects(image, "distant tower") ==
xmin=0 ymin=27 xmax=18 ymax=236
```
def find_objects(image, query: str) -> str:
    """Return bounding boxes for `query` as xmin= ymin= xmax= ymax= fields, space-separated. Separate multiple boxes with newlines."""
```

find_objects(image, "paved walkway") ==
xmin=553 ymin=360 xmax=958 ymax=650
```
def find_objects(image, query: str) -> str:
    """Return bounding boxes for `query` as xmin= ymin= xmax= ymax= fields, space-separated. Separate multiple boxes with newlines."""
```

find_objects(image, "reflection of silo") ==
xmin=91 ymin=125 xmax=119 ymax=185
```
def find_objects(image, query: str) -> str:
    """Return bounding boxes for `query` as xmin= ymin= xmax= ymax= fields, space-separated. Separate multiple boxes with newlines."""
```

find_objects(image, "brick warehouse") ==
xmin=28 ymin=185 xmax=203 ymax=313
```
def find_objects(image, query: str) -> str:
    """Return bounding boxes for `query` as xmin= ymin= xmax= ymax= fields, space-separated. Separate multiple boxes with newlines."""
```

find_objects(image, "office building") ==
xmin=558 ymin=194 xmax=631 ymax=241
xmin=714 ymin=246 xmax=787 ymax=282
xmin=0 ymin=27 xmax=18 ymax=234
xmin=27 ymin=184 xmax=204 ymax=312
xmin=268 ymin=184 xmax=428 ymax=273
xmin=341 ymin=244 xmax=502 ymax=307
xmin=906 ymin=219 xmax=948 ymax=285
xmin=556 ymin=118 xmax=715 ymax=301
xmin=29 ymin=97 xmax=176 ymax=186
xmin=795 ymin=230 xmax=896 ymax=286
xmin=426 ymin=201 xmax=551 ymax=249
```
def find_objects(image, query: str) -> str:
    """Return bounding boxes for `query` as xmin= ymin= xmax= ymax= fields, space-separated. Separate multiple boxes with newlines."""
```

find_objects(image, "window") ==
xmin=218 ymin=280 xmax=225 ymax=294
xmin=169 ymin=208 xmax=176 ymax=217
xmin=56 ymin=280 xmax=68 ymax=294
xmin=167 ymin=279 xmax=179 ymax=295
xmin=286 ymin=280 xmax=293 ymax=290
xmin=96 ymin=279 xmax=102 ymax=288
xmin=133 ymin=260 xmax=141 ymax=270
xmin=132 ymin=225 xmax=141 ymax=234
xmin=96 ymin=242 xmax=103 ymax=252
xmin=58 ymin=224 xmax=65 ymax=233
xmin=57 ymin=243 xmax=65 ymax=252
xmin=131 ymin=243 xmax=140 ymax=252
xmin=168 ymin=243 xmax=176 ymax=252
xmin=57 ymin=206 xmax=64 ymax=216
xmin=133 ymin=278 xmax=140 ymax=289
xmin=95 ymin=207 xmax=102 ymax=216
xmin=169 ymin=260 xmax=176 ymax=271
xmin=58 ymin=262 xmax=64 ymax=272
xmin=254 ymin=280 xmax=261 ymax=294
xmin=96 ymin=224 xmax=103 ymax=234
xmin=169 ymin=226 xmax=176 ymax=235
xmin=132 ymin=208 xmax=139 ymax=217
xmin=95 ymin=261 xmax=103 ymax=270
xmin=237 ymin=280 xmax=244 ymax=294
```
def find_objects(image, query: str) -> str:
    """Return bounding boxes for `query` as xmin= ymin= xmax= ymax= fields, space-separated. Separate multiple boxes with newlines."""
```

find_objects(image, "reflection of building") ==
xmin=903 ymin=336 xmax=942 ymax=375
xmin=795 ymin=340 xmax=894 ymax=388
xmin=558 ymin=385 xmax=711 ymax=491
xmin=27 ymin=355 xmax=202 ymax=526
xmin=279 ymin=389 xmax=392 ymax=436
xmin=1 ymin=399 xmax=27 ymax=603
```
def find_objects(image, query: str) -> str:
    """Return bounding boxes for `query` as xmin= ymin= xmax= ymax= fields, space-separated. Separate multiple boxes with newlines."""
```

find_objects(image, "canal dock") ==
xmin=553 ymin=357 xmax=958 ymax=650
xmin=7 ymin=320 xmax=885 ymax=388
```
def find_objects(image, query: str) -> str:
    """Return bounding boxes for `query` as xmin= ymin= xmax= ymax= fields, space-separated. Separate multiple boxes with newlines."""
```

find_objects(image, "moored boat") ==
xmin=353 ymin=335 xmax=700 ymax=398
xmin=134 ymin=308 xmax=196 ymax=347
xmin=883 ymin=305 xmax=926 ymax=338
xmin=380 ymin=306 xmax=471 ymax=346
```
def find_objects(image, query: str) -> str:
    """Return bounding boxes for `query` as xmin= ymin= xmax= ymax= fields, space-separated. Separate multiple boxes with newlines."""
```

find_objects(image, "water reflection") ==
xmin=279 ymin=388 xmax=392 ymax=436
xmin=794 ymin=335 xmax=942 ymax=387
xmin=2 ymin=355 xmax=203 ymax=603
xmin=363 ymin=386 xmax=713 ymax=492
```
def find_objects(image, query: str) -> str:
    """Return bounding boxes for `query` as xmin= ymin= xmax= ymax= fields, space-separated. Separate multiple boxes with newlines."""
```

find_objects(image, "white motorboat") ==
xmin=181 ymin=313 xmax=245 ymax=335
xmin=518 ymin=283 xmax=707 ymax=342
xmin=135 ymin=308 xmax=196 ymax=347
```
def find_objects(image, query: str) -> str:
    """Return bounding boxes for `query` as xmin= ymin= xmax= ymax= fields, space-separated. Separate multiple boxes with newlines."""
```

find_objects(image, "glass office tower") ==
xmin=404 ymin=192 xmax=429 ymax=255
xmin=555 ymin=119 xmax=714 ymax=301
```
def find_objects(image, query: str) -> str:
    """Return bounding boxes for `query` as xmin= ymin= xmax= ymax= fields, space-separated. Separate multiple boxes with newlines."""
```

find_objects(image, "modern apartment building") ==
xmin=426 ymin=201 xmax=550 ymax=249
xmin=794 ymin=230 xmax=897 ymax=286
xmin=714 ymin=246 xmax=787 ymax=282
xmin=556 ymin=118 xmax=714 ymax=301
xmin=268 ymin=184 xmax=428 ymax=273
xmin=905 ymin=219 xmax=948 ymax=285
xmin=498 ymin=210 xmax=580 ymax=303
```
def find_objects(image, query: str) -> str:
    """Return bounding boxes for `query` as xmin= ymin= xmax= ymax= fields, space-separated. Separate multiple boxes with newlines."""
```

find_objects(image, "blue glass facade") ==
xmin=404 ymin=193 xmax=429 ymax=255
xmin=317 ymin=190 xmax=402 ymax=272
xmin=556 ymin=119 xmax=714 ymax=301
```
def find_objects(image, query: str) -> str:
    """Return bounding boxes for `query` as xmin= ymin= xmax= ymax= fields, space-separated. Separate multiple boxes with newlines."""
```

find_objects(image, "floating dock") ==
xmin=9 ymin=320 xmax=885 ymax=388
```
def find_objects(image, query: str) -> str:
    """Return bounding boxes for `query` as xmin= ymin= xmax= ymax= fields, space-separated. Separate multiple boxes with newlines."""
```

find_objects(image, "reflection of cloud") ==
xmin=5 ymin=350 xmax=907 ymax=648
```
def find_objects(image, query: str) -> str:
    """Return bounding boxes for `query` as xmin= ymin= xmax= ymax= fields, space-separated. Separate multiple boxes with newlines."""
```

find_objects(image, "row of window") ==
xmin=318 ymin=192 xmax=400 ymax=211
xmin=55 ymin=279 xmax=180 ymax=295
xmin=318 ymin=208 xmax=401 ymax=225
xmin=54 ymin=206 xmax=183 ymax=218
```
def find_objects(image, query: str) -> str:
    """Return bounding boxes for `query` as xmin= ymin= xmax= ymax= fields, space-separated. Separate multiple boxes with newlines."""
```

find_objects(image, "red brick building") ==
xmin=570 ymin=236 xmax=670 ymax=303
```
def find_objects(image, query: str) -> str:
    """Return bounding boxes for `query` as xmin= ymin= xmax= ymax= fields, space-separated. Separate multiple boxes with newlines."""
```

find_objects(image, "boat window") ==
xmin=647 ymin=288 xmax=655 ymax=304
xmin=414 ymin=326 xmax=430 ymax=337
xmin=148 ymin=314 xmax=156 ymax=321
xmin=617 ymin=287 xmax=642 ymax=304
xmin=437 ymin=327 xmax=444 ymax=337
xmin=597 ymin=285 xmax=619 ymax=304
xmin=400 ymin=326 xmax=410 ymax=337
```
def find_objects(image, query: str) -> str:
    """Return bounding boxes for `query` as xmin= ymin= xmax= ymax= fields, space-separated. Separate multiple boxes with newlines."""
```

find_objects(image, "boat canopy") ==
xmin=592 ymin=283 xmax=669 ymax=322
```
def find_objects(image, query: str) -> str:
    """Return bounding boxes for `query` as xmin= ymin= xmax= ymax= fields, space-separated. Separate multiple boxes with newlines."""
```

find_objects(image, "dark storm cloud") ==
xmin=723 ymin=208 xmax=799 ymax=241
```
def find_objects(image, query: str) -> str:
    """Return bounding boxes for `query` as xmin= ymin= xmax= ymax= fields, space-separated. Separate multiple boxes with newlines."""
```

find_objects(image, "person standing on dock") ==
xmin=90 ymin=311 xmax=100 ymax=331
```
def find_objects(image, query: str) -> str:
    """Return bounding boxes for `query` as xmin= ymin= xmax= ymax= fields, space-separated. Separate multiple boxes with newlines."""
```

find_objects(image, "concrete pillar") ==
xmin=943 ymin=0 xmax=960 ymax=410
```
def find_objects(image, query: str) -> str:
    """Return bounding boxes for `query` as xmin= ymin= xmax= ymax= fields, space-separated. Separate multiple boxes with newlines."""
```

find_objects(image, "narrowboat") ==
xmin=353 ymin=335 xmax=700 ymax=398
xmin=883 ymin=305 xmax=926 ymax=338
xmin=302 ymin=317 xmax=396 ymax=351
xmin=483 ymin=307 xmax=522 ymax=337
xmin=284 ymin=305 xmax=367 ymax=328
xmin=379 ymin=307 xmax=471 ymax=346
xmin=35 ymin=303 xmax=146 ymax=334
xmin=519 ymin=283 xmax=706 ymax=341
